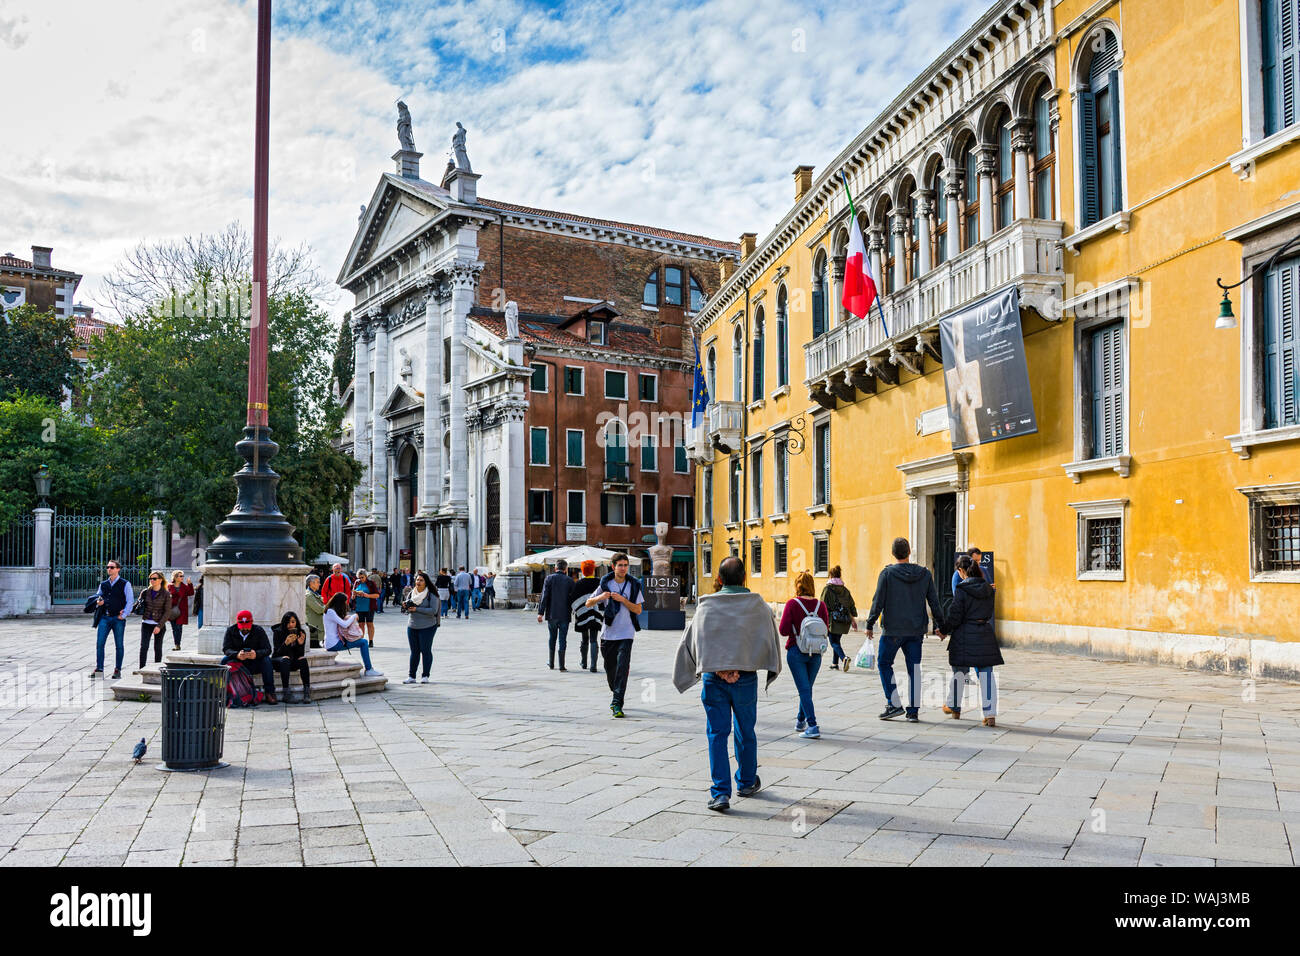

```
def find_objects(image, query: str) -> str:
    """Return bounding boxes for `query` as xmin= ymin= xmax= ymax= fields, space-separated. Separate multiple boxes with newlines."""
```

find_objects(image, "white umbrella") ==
xmin=313 ymin=552 xmax=349 ymax=566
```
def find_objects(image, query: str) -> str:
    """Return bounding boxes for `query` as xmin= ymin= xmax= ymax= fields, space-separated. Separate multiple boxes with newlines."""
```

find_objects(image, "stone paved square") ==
xmin=1 ymin=609 xmax=1298 ymax=867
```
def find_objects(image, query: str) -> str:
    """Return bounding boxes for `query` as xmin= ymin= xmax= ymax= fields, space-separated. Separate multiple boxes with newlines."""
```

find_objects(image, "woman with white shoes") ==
xmin=402 ymin=571 xmax=440 ymax=684
xmin=323 ymin=592 xmax=384 ymax=678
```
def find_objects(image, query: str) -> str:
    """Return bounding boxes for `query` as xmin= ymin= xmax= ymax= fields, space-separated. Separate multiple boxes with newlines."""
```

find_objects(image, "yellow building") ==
xmin=690 ymin=0 xmax=1300 ymax=678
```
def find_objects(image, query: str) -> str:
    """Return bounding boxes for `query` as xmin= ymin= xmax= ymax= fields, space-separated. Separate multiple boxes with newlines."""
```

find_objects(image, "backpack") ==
xmin=795 ymin=598 xmax=829 ymax=655
xmin=825 ymin=587 xmax=852 ymax=628
xmin=225 ymin=662 xmax=263 ymax=708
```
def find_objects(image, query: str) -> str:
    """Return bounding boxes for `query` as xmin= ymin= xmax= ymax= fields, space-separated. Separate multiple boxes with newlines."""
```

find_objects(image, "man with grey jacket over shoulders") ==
xmin=674 ymin=557 xmax=782 ymax=813
xmin=867 ymin=537 xmax=944 ymax=723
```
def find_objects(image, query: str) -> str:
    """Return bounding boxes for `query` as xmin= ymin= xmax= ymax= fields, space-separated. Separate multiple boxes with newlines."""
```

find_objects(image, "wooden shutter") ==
xmin=627 ymin=493 xmax=636 ymax=527
xmin=1279 ymin=0 xmax=1299 ymax=131
xmin=1268 ymin=259 xmax=1299 ymax=427
xmin=599 ymin=493 xmax=608 ymax=525
xmin=812 ymin=284 xmax=825 ymax=339
xmin=1079 ymin=91 xmax=1100 ymax=227
xmin=1107 ymin=70 xmax=1124 ymax=214
xmin=1091 ymin=324 xmax=1125 ymax=457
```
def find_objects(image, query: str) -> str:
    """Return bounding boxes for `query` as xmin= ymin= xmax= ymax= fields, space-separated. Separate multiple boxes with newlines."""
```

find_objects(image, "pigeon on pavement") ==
xmin=132 ymin=738 xmax=147 ymax=763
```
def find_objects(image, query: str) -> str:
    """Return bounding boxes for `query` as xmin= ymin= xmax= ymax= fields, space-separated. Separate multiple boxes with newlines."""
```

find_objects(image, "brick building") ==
xmin=336 ymin=110 xmax=735 ymax=602
xmin=0 ymin=245 xmax=81 ymax=319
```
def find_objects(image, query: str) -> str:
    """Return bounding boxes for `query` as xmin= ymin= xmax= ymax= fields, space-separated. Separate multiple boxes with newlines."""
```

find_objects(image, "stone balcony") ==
xmin=804 ymin=218 xmax=1065 ymax=407
xmin=705 ymin=400 xmax=744 ymax=454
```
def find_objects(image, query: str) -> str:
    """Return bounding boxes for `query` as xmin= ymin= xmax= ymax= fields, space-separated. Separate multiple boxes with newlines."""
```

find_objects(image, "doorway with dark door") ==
xmin=932 ymin=492 xmax=957 ymax=617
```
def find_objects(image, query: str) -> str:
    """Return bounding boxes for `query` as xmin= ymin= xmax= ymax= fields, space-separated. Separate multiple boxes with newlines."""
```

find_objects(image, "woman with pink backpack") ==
xmin=777 ymin=571 xmax=831 ymax=739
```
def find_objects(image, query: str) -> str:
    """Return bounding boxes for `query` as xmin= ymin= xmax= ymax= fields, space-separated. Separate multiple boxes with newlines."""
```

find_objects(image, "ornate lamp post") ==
xmin=205 ymin=0 xmax=303 ymax=566
xmin=34 ymin=464 xmax=51 ymax=508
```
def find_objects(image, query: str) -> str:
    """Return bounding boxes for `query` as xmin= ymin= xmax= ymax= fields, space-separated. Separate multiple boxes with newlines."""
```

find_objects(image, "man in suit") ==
xmin=538 ymin=559 xmax=576 ymax=671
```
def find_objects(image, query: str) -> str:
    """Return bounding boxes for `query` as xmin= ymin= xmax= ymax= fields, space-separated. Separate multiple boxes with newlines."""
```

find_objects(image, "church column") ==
xmin=372 ymin=309 xmax=391 ymax=566
xmin=417 ymin=277 xmax=447 ymax=567
xmin=351 ymin=314 xmax=371 ymax=522
xmin=868 ymin=228 xmax=885 ymax=296
xmin=945 ymin=176 xmax=963 ymax=261
xmin=1012 ymin=120 xmax=1033 ymax=220
xmin=914 ymin=189 xmax=933 ymax=277
xmin=977 ymin=147 xmax=996 ymax=242
xmin=448 ymin=261 xmax=482 ymax=566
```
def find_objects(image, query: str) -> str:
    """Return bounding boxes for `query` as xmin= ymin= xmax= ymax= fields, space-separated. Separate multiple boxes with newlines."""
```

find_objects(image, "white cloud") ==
xmin=1 ymin=0 xmax=988 ymax=323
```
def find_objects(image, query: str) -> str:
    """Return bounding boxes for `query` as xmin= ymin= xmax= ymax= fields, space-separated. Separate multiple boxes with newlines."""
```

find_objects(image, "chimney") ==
xmin=31 ymin=246 xmax=52 ymax=270
xmin=392 ymin=148 xmax=422 ymax=180
xmin=792 ymin=165 xmax=814 ymax=202
xmin=738 ymin=233 xmax=757 ymax=260
xmin=719 ymin=258 xmax=736 ymax=283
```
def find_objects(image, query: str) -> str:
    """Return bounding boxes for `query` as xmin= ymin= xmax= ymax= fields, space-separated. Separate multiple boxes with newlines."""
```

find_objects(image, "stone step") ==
xmin=110 ymin=650 xmax=388 ymax=702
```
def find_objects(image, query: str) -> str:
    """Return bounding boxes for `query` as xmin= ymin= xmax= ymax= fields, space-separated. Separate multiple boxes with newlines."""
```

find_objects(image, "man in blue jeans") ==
xmin=91 ymin=558 xmax=133 ymax=680
xmin=866 ymin=537 xmax=944 ymax=723
xmin=452 ymin=566 xmax=472 ymax=618
xmin=673 ymin=557 xmax=782 ymax=812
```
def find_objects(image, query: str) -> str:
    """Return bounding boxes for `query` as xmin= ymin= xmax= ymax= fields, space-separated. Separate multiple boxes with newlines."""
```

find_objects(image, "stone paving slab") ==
xmin=1 ymin=609 xmax=1299 ymax=865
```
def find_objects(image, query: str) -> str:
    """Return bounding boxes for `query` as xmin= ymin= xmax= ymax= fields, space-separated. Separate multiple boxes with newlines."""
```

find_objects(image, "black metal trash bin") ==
xmin=159 ymin=663 xmax=229 ymax=771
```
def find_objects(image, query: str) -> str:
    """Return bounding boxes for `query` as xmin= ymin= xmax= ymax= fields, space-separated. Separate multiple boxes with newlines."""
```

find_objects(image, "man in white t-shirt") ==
xmin=585 ymin=553 xmax=643 ymax=718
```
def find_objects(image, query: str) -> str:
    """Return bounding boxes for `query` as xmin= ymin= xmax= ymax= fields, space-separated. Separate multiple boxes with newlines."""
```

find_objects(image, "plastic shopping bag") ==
xmin=853 ymin=636 xmax=875 ymax=670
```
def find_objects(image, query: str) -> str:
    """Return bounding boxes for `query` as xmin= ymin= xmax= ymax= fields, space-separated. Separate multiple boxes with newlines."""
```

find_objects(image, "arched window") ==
xmin=962 ymin=144 xmax=980 ymax=249
xmin=1032 ymin=83 xmax=1056 ymax=218
xmin=706 ymin=346 xmax=717 ymax=399
xmin=811 ymin=252 xmax=828 ymax=338
xmin=732 ymin=324 xmax=744 ymax=402
xmin=643 ymin=269 xmax=658 ymax=306
xmin=484 ymin=467 xmax=500 ymax=545
xmin=1080 ymin=27 xmax=1123 ymax=227
xmin=664 ymin=266 xmax=684 ymax=306
xmin=995 ymin=111 xmax=1014 ymax=230
xmin=752 ymin=306 xmax=765 ymax=401
xmin=931 ymin=169 xmax=948 ymax=266
xmin=689 ymin=275 xmax=705 ymax=311
xmin=883 ymin=207 xmax=898 ymax=294
xmin=776 ymin=286 xmax=789 ymax=388
xmin=604 ymin=419 xmax=627 ymax=481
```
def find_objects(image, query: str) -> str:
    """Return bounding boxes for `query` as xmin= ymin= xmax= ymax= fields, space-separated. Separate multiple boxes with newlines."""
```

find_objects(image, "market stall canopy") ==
xmin=507 ymin=545 xmax=618 ymax=571
xmin=312 ymin=552 xmax=349 ymax=566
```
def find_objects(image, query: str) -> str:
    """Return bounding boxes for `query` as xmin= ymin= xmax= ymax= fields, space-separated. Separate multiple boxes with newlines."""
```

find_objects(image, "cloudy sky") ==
xmin=1 ymin=0 xmax=989 ymax=322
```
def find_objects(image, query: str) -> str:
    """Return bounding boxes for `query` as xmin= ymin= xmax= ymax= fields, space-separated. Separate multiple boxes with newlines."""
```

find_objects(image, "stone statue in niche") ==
xmin=397 ymin=101 xmax=415 ymax=151
xmin=399 ymin=347 xmax=413 ymax=382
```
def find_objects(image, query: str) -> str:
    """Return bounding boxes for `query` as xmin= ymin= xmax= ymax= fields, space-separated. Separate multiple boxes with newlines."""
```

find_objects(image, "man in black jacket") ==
xmin=538 ymin=559 xmax=576 ymax=670
xmin=866 ymin=537 xmax=943 ymax=723
xmin=221 ymin=609 xmax=278 ymax=704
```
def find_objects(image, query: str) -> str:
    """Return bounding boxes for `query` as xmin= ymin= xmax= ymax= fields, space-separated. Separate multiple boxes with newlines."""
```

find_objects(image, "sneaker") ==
xmin=982 ymin=717 xmax=996 ymax=728
xmin=796 ymin=718 xmax=807 ymax=733
xmin=800 ymin=725 xmax=821 ymax=739
xmin=89 ymin=669 xmax=102 ymax=679
xmin=737 ymin=775 xmax=762 ymax=797
xmin=842 ymin=658 xmax=851 ymax=672
xmin=111 ymin=670 xmax=121 ymax=680
xmin=611 ymin=706 xmax=625 ymax=718
xmin=419 ymin=676 xmax=431 ymax=684
xmin=403 ymin=677 xmax=417 ymax=684
xmin=707 ymin=794 xmax=730 ymax=812
xmin=363 ymin=668 xmax=384 ymax=677
xmin=905 ymin=712 xmax=919 ymax=723
xmin=878 ymin=705 xmax=905 ymax=720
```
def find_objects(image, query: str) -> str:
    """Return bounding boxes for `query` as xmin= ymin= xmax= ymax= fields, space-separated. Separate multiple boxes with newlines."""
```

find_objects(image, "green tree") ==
xmin=0 ymin=304 xmax=80 ymax=401
xmin=0 ymin=394 xmax=112 ymax=531
xmin=87 ymin=277 xmax=360 ymax=558
xmin=332 ymin=311 xmax=353 ymax=395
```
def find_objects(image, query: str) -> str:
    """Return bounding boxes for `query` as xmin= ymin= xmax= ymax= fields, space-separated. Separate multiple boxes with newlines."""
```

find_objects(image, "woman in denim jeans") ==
xmin=402 ymin=571 xmax=440 ymax=684
xmin=777 ymin=571 xmax=830 ymax=740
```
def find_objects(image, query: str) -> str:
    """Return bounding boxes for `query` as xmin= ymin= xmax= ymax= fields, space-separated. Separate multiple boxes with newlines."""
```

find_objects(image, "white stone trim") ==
xmin=1062 ymin=453 xmax=1131 ymax=482
xmin=1067 ymin=497 xmax=1127 ymax=581
xmin=1062 ymin=210 xmax=1131 ymax=255
xmin=1238 ymin=482 xmax=1300 ymax=583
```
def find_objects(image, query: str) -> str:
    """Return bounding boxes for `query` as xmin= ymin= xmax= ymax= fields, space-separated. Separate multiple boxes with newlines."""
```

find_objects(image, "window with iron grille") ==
xmin=813 ymin=537 xmax=829 ymax=574
xmin=1085 ymin=517 xmax=1122 ymax=572
xmin=773 ymin=538 xmax=788 ymax=575
xmin=485 ymin=468 xmax=501 ymax=545
xmin=1263 ymin=504 xmax=1300 ymax=572
xmin=750 ymin=539 xmax=762 ymax=575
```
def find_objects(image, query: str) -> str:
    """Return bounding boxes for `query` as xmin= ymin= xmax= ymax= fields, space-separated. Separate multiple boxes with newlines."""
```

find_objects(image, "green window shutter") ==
xmin=642 ymin=436 xmax=656 ymax=471
xmin=674 ymin=440 xmax=687 ymax=473
xmin=530 ymin=427 xmax=547 ymax=464
xmin=1281 ymin=0 xmax=1298 ymax=131
xmin=599 ymin=493 xmax=608 ymax=525
xmin=531 ymin=364 xmax=546 ymax=390
xmin=1265 ymin=0 xmax=1280 ymax=134
xmin=1079 ymin=90 xmax=1100 ymax=227
xmin=567 ymin=431 xmax=583 ymax=466
xmin=627 ymin=493 xmax=637 ymax=527
xmin=1091 ymin=324 xmax=1125 ymax=457
xmin=1266 ymin=258 xmax=1299 ymax=428
xmin=1107 ymin=69 xmax=1124 ymax=214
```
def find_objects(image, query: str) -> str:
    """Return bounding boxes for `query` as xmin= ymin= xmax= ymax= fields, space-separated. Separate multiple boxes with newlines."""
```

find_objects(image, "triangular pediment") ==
xmin=337 ymin=175 xmax=452 ymax=285
xmin=379 ymin=381 xmax=424 ymax=418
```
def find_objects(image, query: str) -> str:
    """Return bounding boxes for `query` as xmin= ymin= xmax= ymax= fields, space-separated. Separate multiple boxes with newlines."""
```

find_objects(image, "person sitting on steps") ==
xmin=271 ymin=610 xmax=312 ymax=704
xmin=221 ymin=609 xmax=278 ymax=705
xmin=323 ymin=592 xmax=384 ymax=678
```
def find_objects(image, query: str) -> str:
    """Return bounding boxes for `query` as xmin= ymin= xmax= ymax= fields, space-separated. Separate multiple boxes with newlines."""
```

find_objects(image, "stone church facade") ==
xmin=335 ymin=115 xmax=736 ymax=598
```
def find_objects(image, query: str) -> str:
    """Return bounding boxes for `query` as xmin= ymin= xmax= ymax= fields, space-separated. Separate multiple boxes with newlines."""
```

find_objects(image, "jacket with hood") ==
xmin=820 ymin=582 xmax=858 ymax=635
xmin=941 ymin=577 xmax=1003 ymax=668
xmin=866 ymin=562 xmax=942 ymax=639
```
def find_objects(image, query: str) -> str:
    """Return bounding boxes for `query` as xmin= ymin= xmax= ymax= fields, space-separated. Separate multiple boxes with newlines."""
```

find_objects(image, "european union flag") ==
xmin=691 ymin=338 xmax=710 ymax=428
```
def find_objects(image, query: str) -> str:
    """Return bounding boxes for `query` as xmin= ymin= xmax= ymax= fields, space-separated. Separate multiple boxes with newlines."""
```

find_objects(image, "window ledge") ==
xmin=806 ymin=504 xmax=832 ymax=518
xmin=724 ymin=522 xmax=740 ymax=531
xmin=744 ymin=517 xmax=764 ymax=528
xmin=770 ymin=385 xmax=791 ymax=400
xmin=768 ymin=512 xmax=789 ymax=524
xmin=1078 ymin=570 xmax=1125 ymax=582
xmin=1229 ymin=124 xmax=1300 ymax=179
xmin=641 ymin=304 xmax=660 ymax=313
xmin=747 ymin=399 xmax=766 ymax=413
xmin=1250 ymin=570 xmax=1300 ymax=584
xmin=1063 ymin=454 xmax=1131 ymax=482
xmin=1227 ymin=425 xmax=1300 ymax=459
xmin=1063 ymin=211 xmax=1132 ymax=255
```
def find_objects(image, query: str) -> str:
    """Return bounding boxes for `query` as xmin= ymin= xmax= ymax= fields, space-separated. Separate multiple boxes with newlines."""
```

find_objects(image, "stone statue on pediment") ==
xmin=397 ymin=101 xmax=415 ymax=151
xmin=504 ymin=300 xmax=520 ymax=341
xmin=452 ymin=122 xmax=472 ymax=172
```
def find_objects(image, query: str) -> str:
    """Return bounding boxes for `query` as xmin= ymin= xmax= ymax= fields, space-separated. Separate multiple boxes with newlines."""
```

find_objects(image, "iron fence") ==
xmin=52 ymin=510 xmax=153 ymax=604
xmin=0 ymin=514 xmax=35 ymax=567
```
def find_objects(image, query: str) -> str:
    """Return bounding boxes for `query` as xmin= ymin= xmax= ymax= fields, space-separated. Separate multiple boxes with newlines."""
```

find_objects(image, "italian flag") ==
xmin=841 ymin=171 xmax=888 ymax=335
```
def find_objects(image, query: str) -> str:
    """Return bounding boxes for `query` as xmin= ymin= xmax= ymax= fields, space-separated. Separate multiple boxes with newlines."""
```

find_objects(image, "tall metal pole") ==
xmin=206 ymin=0 xmax=303 ymax=565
